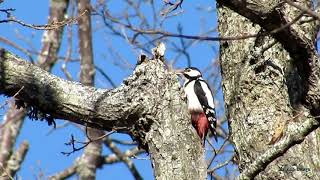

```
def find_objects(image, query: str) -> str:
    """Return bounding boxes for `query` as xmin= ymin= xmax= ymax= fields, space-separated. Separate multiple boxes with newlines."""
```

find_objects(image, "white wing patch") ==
xmin=184 ymin=80 xmax=203 ymax=112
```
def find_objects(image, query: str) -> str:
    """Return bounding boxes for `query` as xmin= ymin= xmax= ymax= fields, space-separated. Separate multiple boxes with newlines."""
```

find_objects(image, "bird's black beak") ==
xmin=174 ymin=69 xmax=184 ymax=76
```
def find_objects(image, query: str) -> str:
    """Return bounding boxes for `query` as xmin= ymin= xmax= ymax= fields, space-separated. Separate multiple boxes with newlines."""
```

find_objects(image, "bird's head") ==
xmin=175 ymin=67 xmax=202 ymax=79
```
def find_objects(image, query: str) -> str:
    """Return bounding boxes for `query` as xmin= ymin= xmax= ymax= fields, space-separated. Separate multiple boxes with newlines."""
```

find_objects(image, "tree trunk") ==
xmin=0 ymin=48 xmax=207 ymax=179
xmin=217 ymin=1 xmax=320 ymax=179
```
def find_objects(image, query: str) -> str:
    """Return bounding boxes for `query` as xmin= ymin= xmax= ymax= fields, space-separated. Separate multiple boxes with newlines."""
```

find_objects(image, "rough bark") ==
xmin=0 ymin=49 xmax=207 ymax=179
xmin=0 ymin=0 xmax=68 ymax=178
xmin=76 ymin=0 xmax=105 ymax=179
xmin=217 ymin=0 xmax=320 ymax=179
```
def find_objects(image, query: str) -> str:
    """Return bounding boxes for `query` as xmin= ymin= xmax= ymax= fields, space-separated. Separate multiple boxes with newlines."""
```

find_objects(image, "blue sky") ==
xmin=0 ymin=0 xmax=237 ymax=179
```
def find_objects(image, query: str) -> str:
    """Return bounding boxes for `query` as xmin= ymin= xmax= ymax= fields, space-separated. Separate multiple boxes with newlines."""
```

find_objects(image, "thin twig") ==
xmin=95 ymin=65 xmax=117 ymax=88
xmin=283 ymin=0 xmax=320 ymax=20
xmin=61 ymin=130 xmax=115 ymax=156
xmin=101 ymin=10 xmax=304 ymax=42
xmin=207 ymin=156 xmax=234 ymax=173
xmin=103 ymin=147 xmax=144 ymax=164
xmin=161 ymin=0 xmax=184 ymax=16
xmin=0 ymin=86 xmax=24 ymax=109
xmin=0 ymin=10 xmax=88 ymax=30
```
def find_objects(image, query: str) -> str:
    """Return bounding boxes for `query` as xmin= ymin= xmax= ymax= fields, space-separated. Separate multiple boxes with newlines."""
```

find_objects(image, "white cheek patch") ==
xmin=186 ymin=71 xmax=200 ymax=77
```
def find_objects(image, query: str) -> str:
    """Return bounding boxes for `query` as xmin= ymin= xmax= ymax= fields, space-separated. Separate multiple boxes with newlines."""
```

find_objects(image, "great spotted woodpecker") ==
xmin=178 ymin=67 xmax=217 ymax=145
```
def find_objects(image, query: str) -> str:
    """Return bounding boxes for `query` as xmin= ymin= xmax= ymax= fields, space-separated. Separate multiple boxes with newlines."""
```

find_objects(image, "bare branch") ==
xmin=0 ymin=106 xmax=26 ymax=170
xmin=49 ymin=165 xmax=77 ymax=180
xmin=0 ymin=86 xmax=24 ymax=110
xmin=0 ymin=36 xmax=34 ymax=61
xmin=238 ymin=116 xmax=319 ymax=179
xmin=4 ymin=141 xmax=29 ymax=178
xmin=161 ymin=0 xmax=184 ymax=16
xmin=0 ymin=10 xmax=87 ymax=30
xmin=110 ymin=138 xmax=138 ymax=146
xmin=102 ymin=146 xmax=144 ymax=164
xmin=95 ymin=65 xmax=117 ymax=88
xmin=104 ymin=137 xmax=142 ymax=180
xmin=0 ymin=8 xmax=15 ymax=18
xmin=98 ymin=8 xmax=308 ymax=43
xmin=207 ymin=156 xmax=233 ymax=173
xmin=61 ymin=131 xmax=115 ymax=156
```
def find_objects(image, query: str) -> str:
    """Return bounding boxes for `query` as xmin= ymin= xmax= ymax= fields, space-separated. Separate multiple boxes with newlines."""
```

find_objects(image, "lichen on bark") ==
xmin=217 ymin=1 xmax=320 ymax=179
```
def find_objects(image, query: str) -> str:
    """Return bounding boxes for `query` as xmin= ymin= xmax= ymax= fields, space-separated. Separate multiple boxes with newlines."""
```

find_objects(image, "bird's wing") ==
xmin=194 ymin=80 xmax=217 ymax=140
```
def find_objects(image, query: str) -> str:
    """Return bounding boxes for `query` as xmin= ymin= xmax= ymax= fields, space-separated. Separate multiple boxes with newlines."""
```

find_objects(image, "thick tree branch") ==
xmin=0 ymin=48 xmax=142 ymax=132
xmin=0 ymin=47 xmax=207 ymax=179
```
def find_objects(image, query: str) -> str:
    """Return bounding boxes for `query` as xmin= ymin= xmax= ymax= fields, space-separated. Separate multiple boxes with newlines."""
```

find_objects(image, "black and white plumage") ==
xmin=180 ymin=67 xmax=217 ymax=144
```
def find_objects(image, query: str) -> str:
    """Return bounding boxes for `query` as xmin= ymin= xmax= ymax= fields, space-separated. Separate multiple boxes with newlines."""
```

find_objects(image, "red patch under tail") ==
xmin=191 ymin=112 xmax=209 ymax=145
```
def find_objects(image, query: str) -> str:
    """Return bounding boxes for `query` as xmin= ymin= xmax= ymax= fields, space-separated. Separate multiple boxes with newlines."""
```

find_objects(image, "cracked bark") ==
xmin=0 ymin=49 xmax=207 ymax=179
xmin=0 ymin=0 xmax=69 ymax=178
xmin=217 ymin=0 xmax=320 ymax=179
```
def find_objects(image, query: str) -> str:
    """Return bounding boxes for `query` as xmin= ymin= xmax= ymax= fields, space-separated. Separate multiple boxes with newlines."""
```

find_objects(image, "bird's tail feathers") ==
xmin=204 ymin=107 xmax=218 ymax=141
